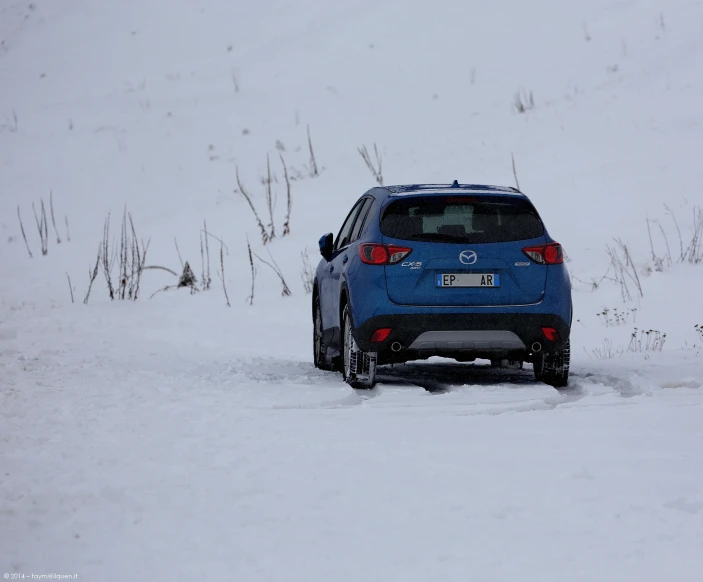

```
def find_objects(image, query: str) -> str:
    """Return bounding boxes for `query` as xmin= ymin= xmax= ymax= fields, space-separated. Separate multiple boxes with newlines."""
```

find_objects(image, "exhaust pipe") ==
xmin=532 ymin=342 xmax=542 ymax=353
xmin=391 ymin=342 xmax=403 ymax=353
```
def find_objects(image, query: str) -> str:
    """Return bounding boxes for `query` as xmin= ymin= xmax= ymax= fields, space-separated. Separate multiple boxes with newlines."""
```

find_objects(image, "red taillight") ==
xmin=522 ymin=243 xmax=564 ymax=265
xmin=361 ymin=244 xmax=388 ymax=264
xmin=370 ymin=328 xmax=392 ymax=343
xmin=359 ymin=244 xmax=412 ymax=265
xmin=541 ymin=327 xmax=559 ymax=341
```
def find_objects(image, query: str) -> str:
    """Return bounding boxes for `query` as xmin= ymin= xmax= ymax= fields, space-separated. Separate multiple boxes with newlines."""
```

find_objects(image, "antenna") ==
xmin=451 ymin=180 xmax=459 ymax=188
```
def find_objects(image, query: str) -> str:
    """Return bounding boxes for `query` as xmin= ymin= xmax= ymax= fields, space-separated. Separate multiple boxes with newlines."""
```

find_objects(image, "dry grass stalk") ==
xmin=220 ymin=243 xmax=230 ymax=307
xmin=83 ymin=247 xmax=101 ymax=304
xmin=66 ymin=272 xmax=74 ymax=303
xmin=265 ymin=155 xmax=276 ymax=241
xmin=50 ymin=190 xmax=62 ymax=244
xmin=280 ymin=154 xmax=292 ymax=236
xmin=307 ymin=125 xmax=319 ymax=177
xmin=32 ymin=200 xmax=49 ymax=255
xmin=237 ymin=166 xmax=269 ymax=244
xmin=358 ymin=143 xmax=383 ymax=185
xmin=511 ymin=153 xmax=520 ymax=190
xmin=254 ymin=248 xmax=291 ymax=297
xmin=202 ymin=220 xmax=212 ymax=290
xmin=17 ymin=206 xmax=33 ymax=258
xmin=246 ymin=235 xmax=257 ymax=305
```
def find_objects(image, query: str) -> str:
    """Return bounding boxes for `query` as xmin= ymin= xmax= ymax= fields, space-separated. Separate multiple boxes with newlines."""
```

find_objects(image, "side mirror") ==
xmin=319 ymin=233 xmax=333 ymax=261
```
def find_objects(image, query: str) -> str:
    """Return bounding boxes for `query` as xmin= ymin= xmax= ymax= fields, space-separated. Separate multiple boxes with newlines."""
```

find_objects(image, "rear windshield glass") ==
xmin=380 ymin=195 xmax=544 ymax=243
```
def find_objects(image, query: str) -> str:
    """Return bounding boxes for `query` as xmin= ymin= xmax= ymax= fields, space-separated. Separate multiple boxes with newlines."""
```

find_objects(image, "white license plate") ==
xmin=436 ymin=273 xmax=500 ymax=287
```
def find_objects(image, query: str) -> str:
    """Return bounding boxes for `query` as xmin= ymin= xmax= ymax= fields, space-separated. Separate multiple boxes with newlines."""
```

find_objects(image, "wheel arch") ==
xmin=312 ymin=280 xmax=319 ymax=318
xmin=339 ymin=282 xmax=350 ymax=328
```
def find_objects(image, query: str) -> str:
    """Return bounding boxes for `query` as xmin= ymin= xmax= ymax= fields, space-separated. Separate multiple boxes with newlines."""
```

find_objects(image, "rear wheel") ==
xmin=342 ymin=304 xmax=377 ymax=389
xmin=313 ymin=296 xmax=333 ymax=370
xmin=534 ymin=339 xmax=570 ymax=388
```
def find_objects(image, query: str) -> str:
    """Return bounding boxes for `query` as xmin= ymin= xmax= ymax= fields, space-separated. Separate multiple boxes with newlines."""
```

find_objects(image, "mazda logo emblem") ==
xmin=459 ymin=250 xmax=477 ymax=265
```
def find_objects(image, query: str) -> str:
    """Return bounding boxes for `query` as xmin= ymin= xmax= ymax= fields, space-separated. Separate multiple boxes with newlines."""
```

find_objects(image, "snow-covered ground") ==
xmin=1 ymin=0 xmax=702 ymax=580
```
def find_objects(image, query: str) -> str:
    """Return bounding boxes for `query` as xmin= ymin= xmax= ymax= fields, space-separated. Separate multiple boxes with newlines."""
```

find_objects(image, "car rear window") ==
xmin=380 ymin=195 xmax=544 ymax=243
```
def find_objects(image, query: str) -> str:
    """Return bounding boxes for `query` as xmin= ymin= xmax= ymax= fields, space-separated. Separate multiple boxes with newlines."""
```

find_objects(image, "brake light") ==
xmin=359 ymin=244 xmax=412 ymax=265
xmin=370 ymin=328 xmax=392 ymax=342
xmin=522 ymin=243 xmax=564 ymax=265
xmin=445 ymin=197 xmax=477 ymax=204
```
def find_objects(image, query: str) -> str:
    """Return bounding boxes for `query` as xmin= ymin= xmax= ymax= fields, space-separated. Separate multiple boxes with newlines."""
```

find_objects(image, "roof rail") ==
xmin=385 ymin=183 xmax=523 ymax=195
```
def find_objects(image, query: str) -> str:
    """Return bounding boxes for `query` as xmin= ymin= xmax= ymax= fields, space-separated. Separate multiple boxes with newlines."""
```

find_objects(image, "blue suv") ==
xmin=312 ymin=183 xmax=572 ymax=388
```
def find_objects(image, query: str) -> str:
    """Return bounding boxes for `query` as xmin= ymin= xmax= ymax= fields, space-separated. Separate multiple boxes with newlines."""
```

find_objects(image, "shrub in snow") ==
xmin=628 ymin=328 xmax=666 ymax=353
xmin=513 ymin=90 xmax=535 ymax=113
xmin=596 ymin=307 xmax=637 ymax=327
xmin=300 ymin=249 xmax=314 ymax=294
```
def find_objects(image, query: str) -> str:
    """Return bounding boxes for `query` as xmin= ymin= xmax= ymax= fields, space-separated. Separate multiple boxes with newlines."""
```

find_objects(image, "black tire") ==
xmin=342 ymin=304 xmax=376 ymax=389
xmin=313 ymin=295 xmax=333 ymax=370
xmin=534 ymin=339 xmax=570 ymax=388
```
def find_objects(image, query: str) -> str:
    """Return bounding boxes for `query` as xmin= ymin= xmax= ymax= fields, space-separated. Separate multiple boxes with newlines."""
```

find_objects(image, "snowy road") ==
xmin=3 ymin=304 xmax=702 ymax=581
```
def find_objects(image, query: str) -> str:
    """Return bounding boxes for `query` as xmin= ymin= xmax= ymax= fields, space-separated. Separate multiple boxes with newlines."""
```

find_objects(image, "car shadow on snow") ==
xmin=375 ymin=360 xmax=548 ymax=394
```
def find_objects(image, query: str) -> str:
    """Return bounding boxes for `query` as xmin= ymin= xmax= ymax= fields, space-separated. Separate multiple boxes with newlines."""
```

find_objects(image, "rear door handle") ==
xmin=343 ymin=255 xmax=349 ymax=264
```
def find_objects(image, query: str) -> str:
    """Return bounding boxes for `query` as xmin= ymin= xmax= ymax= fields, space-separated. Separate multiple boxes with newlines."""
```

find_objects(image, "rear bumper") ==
xmin=354 ymin=312 xmax=570 ymax=358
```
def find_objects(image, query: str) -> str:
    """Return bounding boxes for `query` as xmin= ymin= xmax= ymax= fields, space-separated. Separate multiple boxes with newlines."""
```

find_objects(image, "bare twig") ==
xmin=49 ymin=190 xmax=62 ymax=244
xmin=236 ymin=166 xmax=269 ymax=244
xmin=65 ymin=216 xmax=71 ymax=242
xmin=511 ymin=152 xmax=520 ymax=190
xmin=174 ymin=238 xmax=184 ymax=269
xmin=358 ymin=143 xmax=383 ymax=185
xmin=664 ymin=204 xmax=684 ymax=261
xmin=149 ymin=262 xmax=198 ymax=299
xmin=254 ymin=248 xmax=291 ymax=296
xmin=607 ymin=239 xmax=643 ymax=302
xmin=301 ymin=249 xmax=314 ymax=293
xmin=203 ymin=220 xmax=211 ymax=290
xmin=265 ymin=154 xmax=276 ymax=240
xmin=201 ymin=229 xmax=229 ymax=255
xmin=32 ymin=200 xmax=49 ymax=255
xmin=200 ymin=230 xmax=205 ymax=288
xmin=17 ymin=206 xmax=33 ymax=258
xmin=682 ymin=206 xmax=703 ymax=264
xmin=280 ymin=154 xmax=292 ymax=236
xmin=41 ymin=200 xmax=48 ymax=254
xmin=128 ymin=214 xmax=148 ymax=300
xmin=119 ymin=207 xmax=128 ymax=299
xmin=101 ymin=214 xmax=115 ymax=300
xmin=307 ymin=125 xmax=319 ymax=177
xmin=246 ymin=235 xmax=256 ymax=305
xmin=84 ymin=247 xmax=101 ymax=304
xmin=220 ymin=243 xmax=230 ymax=307
xmin=654 ymin=219 xmax=672 ymax=267
xmin=150 ymin=285 xmax=179 ymax=299
xmin=66 ymin=272 xmax=74 ymax=303
xmin=143 ymin=265 xmax=179 ymax=277
xmin=646 ymin=218 xmax=656 ymax=262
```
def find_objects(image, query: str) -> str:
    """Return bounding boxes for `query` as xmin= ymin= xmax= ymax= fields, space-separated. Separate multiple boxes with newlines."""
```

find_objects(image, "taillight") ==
xmin=541 ymin=327 xmax=559 ymax=341
xmin=359 ymin=244 xmax=412 ymax=265
xmin=522 ymin=243 xmax=564 ymax=265
xmin=370 ymin=328 xmax=392 ymax=343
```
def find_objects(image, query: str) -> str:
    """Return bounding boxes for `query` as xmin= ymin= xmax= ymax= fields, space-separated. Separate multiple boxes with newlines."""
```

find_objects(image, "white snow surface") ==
xmin=1 ymin=0 xmax=703 ymax=580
